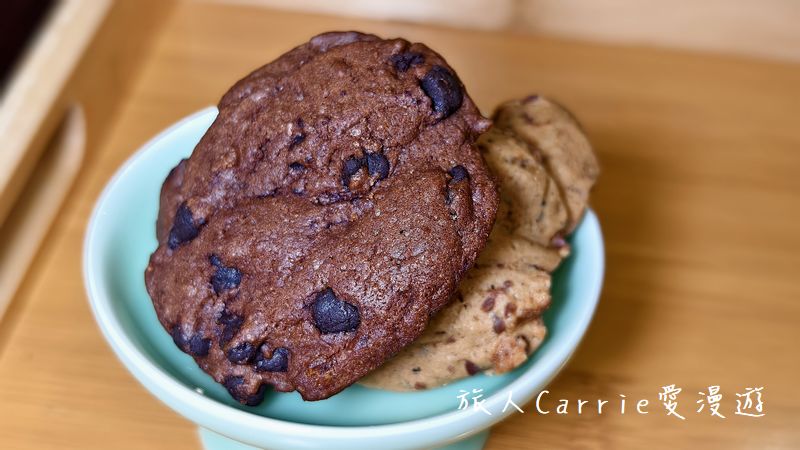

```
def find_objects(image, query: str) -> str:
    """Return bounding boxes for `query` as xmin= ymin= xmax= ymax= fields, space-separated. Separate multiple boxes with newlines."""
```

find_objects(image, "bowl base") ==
xmin=198 ymin=427 xmax=490 ymax=450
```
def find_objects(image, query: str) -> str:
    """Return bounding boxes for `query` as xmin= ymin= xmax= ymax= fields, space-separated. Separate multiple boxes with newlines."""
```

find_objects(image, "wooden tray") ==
xmin=1 ymin=1 xmax=798 ymax=448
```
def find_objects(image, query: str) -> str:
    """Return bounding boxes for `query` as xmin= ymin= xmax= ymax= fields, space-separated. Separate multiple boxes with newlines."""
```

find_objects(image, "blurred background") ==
xmin=1 ymin=1 xmax=799 ymax=449
xmin=2 ymin=0 xmax=799 ymax=316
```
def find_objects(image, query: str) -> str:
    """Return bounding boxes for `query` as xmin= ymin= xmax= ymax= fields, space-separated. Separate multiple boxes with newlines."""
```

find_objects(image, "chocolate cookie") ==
xmin=361 ymin=96 xmax=598 ymax=390
xmin=144 ymin=32 xmax=498 ymax=402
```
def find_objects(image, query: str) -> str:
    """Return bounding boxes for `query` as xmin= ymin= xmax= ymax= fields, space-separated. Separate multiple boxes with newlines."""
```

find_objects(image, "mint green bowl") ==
xmin=83 ymin=108 xmax=604 ymax=450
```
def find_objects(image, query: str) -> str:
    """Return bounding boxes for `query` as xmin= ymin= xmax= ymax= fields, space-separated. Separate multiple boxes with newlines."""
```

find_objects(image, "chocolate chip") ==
xmin=390 ymin=51 xmax=424 ymax=72
xmin=223 ymin=376 xmax=244 ymax=397
xmin=289 ymin=133 xmax=305 ymax=149
xmin=341 ymin=156 xmax=364 ymax=187
xmin=170 ymin=326 xmax=187 ymax=349
xmin=312 ymin=288 xmax=360 ymax=334
xmin=171 ymin=326 xmax=210 ymax=357
xmin=227 ymin=342 xmax=257 ymax=364
xmin=492 ymin=314 xmax=506 ymax=334
xmin=189 ymin=335 xmax=211 ymax=356
xmin=223 ymin=377 xmax=267 ymax=406
xmin=550 ymin=233 xmax=567 ymax=249
xmin=420 ymin=65 xmax=463 ymax=119
xmin=168 ymin=202 xmax=203 ymax=249
xmin=518 ymin=335 xmax=532 ymax=353
xmin=289 ymin=161 xmax=305 ymax=172
xmin=504 ymin=302 xmax=517 ymax=318
xmin=366 ymin=152 xmax=389 ymax=180
xmin=412 ymin=367 xmax=421 ymax=373
xmin=465 ymin=360 xmax=481 ymax=376
xmin=255 ymin=347 xmax=289 ymax=372
xmin=449 ymin=165 xmax=469 ymax=183
xmin=210 ymin=255 xmax=242 ymax=294
xmin=446 ymin=165 xmax=470 ymax=206
xmin=217 ymin=309 xmax=244 ymax=347
xmin=480 ymin=296 xmax=495 ymax=312
xmin=246 ymin=384 xmax=268 ymax=406
xmin=414 ymin=382 xmax=427 ymax=390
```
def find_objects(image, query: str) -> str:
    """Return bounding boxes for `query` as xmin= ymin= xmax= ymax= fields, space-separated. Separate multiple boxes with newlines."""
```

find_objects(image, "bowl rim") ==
xmin=82 ymin=107 xmax=605 ymax=449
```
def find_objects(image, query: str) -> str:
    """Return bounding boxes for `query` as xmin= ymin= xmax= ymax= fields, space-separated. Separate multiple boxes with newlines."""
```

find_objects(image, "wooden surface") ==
xmin=0 ymin=0 xmax=171 ymax=333
xmin=0 ymin=0 xmax=108 ymax=226
xmin=202 ymin=0 xmax=800 ymax=62
xmin=1 ymin=1 xmax=799 ymax=448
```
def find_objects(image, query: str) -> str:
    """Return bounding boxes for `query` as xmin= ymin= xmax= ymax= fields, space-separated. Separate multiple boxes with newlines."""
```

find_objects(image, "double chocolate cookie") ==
xmin=145 ymin=32 xmax=498 ymax=402
xmin=361 ymin=95 xmax=599 ymax=390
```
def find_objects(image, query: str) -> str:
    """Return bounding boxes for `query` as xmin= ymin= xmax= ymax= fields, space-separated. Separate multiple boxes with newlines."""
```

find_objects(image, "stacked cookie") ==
xmin=145 ymin=32 xmax=498 ymax=403
xmin=362 ymin=96 xmax=599 ymax=390
xmin=145 ymin=31 xmax=599 ymax=403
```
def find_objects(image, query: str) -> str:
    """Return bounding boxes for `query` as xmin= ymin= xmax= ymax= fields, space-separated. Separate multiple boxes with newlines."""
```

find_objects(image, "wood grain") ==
xmin=0 ymin=0 xmax=109 ymax=227
xmin=1 ymin=1 xmax=799 ymax=448
xmin=0 ymin=0 xmax=172 ymax=326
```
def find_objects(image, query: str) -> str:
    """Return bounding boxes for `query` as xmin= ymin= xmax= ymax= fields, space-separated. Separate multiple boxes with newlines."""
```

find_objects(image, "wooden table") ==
xmin=1 ymin=1 xmax=799 ymax=448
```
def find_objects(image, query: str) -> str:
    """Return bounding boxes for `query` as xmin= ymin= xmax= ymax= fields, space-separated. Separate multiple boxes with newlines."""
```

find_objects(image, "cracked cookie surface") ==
xmin=144 ymin=31 xmax=498 ymax=402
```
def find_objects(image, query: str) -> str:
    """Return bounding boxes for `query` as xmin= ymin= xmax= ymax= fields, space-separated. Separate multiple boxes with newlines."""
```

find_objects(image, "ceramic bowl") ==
xmin=83 ymin=107 xmax=605 ymax=450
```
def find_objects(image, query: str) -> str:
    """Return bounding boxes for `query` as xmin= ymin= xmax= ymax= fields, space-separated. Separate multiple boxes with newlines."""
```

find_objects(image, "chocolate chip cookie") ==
xmin=492 ymin=95 xmax=599 ymax=232
xmin=361 ymin=95 xmax=598 ymax=390
xmin=144 ymin=32 xmax=498 ymax=402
